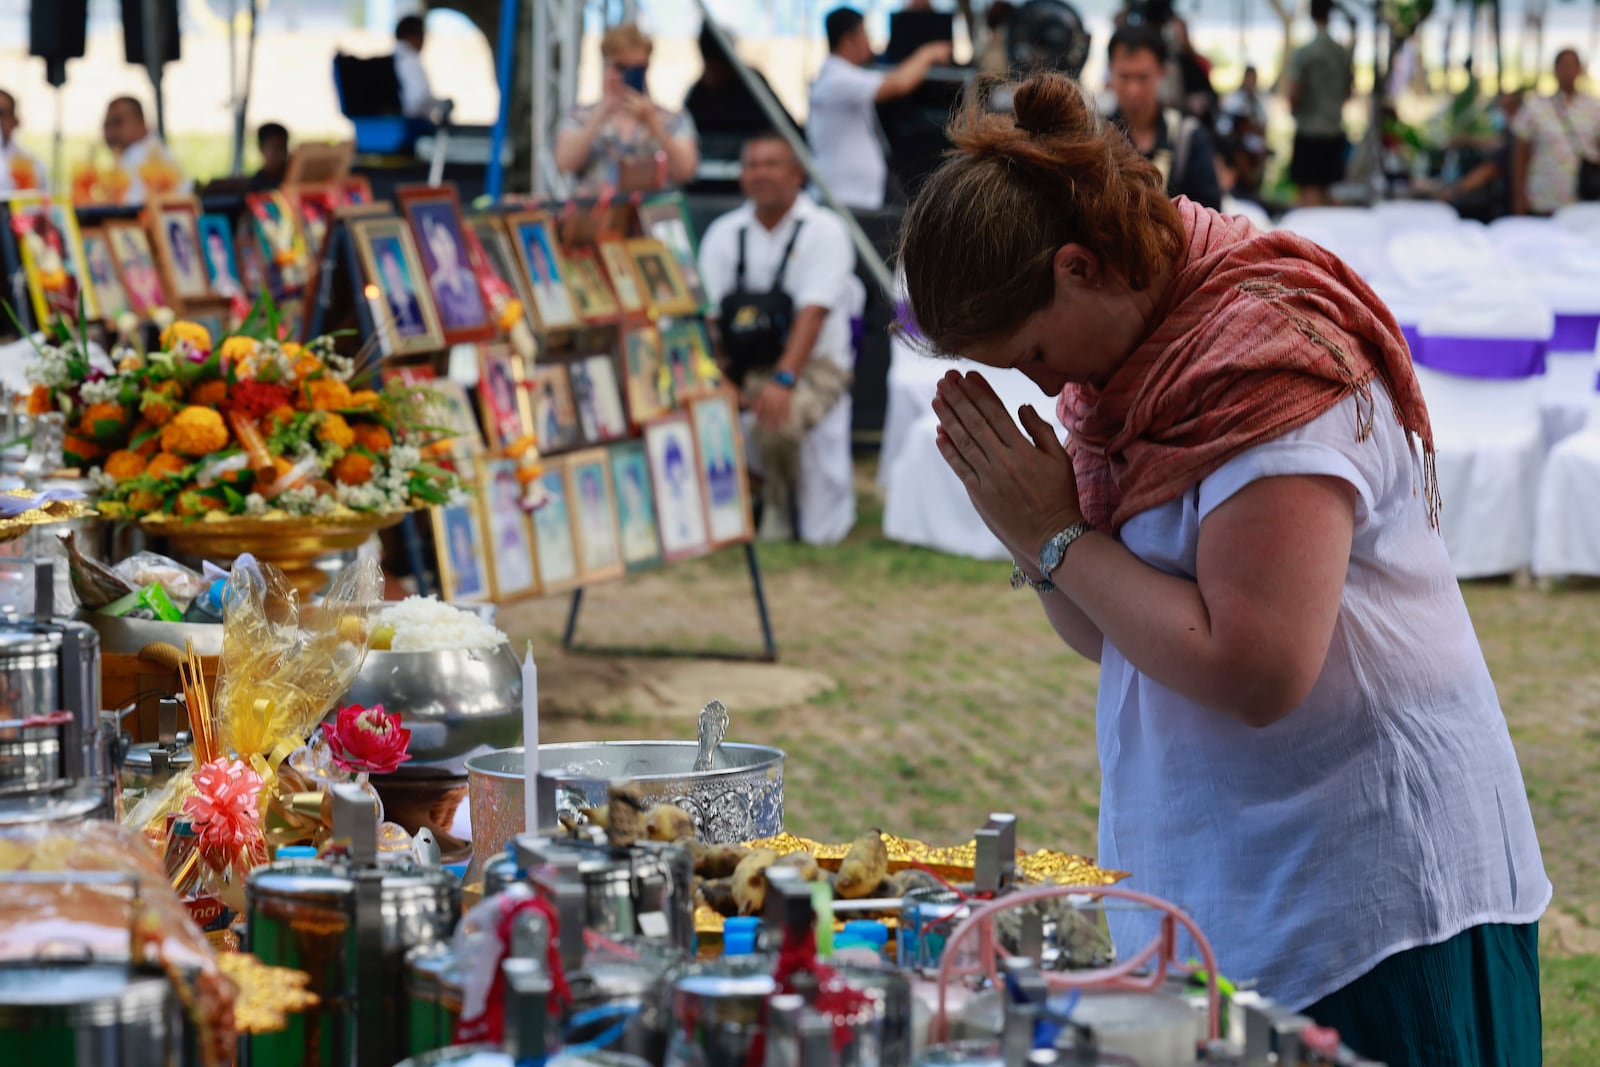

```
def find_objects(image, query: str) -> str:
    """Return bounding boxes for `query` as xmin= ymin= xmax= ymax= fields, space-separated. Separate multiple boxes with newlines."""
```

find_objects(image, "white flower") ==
xmin=151 ymin=307 xmax=175 ymax=330
xmin=79 ymin=378 xmax=123 ymax=405
xmin=116 ymin=311 xmax=140 ymax=338
xmin=244 ymin=493 xmax=268 ymax=516
xmin=24 ymin=344 xmax=74 ymax=390
xmin=324 ymin=353 xmax=356 ymax=382
xmin=310 ymin=494 xmax=337 ymax=516
xmin=88 ymin=468 xmax=117 ymax=493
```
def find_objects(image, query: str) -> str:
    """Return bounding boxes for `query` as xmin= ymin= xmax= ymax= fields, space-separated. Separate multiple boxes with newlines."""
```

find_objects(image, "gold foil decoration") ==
xmin=219 ymin=952 xmax=320 ymax=1034
xmin=741 ymin=831 xmax=1128 ymax=887
xmin=0 ymin=488 xmax=96 ymax=543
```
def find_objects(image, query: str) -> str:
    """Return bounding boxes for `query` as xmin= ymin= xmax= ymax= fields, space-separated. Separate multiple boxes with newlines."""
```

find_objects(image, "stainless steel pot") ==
xmin=0 ymin=961 xmax=193 ymax=1067
xmin=662 ymin=958 xmax=778 ymax=1067
xmin=0 ymin=779 xmax=115 ymax=827
xmin=340 ymin=643 xmax=523 ymax=771
xmin=518 ymin=836 xmax=696 ymax=960
xmin=404 ymin=942 xmax=464 ymax=1059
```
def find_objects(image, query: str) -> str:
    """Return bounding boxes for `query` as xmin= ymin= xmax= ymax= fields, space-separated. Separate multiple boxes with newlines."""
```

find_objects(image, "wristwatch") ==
xmin=772 ymin=369 xmax=797 ymax=389
xmin=1009 ymin=521 xmax=1093 ymax=593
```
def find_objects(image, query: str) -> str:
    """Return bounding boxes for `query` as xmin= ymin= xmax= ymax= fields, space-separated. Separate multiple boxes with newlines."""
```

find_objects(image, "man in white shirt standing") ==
xmin=394 ymin=14 xmax=449 ymax=121
xmin=807 ymin=7 xmax=951 ymax=211
xmin=0 ymin=90 xmax=47 ymax=195
xmin=700 ymin=132 xmax=862 ymax=544
xmin=102 ymin=97 xmax=191 ymax=206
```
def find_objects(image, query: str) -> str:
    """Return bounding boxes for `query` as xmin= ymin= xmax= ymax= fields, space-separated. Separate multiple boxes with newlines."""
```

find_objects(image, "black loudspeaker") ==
xmin=30 ymin=0 xmax=89 ymax=87
xmin=121 ymin=0 xmax=182 ymax=68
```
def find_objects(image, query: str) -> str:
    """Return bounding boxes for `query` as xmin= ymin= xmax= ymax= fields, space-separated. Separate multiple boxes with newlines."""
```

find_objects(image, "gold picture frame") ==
xmin=350 ymin=217 xmax=447 ymax=356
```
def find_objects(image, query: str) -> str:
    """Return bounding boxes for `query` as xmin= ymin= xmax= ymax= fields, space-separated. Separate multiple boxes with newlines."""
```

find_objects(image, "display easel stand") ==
xmin=560 ymin=541 xmax=778 ymax=662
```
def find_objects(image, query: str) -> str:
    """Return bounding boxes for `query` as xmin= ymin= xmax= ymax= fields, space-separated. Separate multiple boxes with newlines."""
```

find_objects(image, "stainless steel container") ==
xmin=663 ymin=960 xmax=778 ymax=1067
xmin=3 ymin=593 xmax=105 ymax=784
xmin=245 ymin=858 xmax=460 ymax=1067
xmin=0 ymin=709 xmax=65 ymax=793
xmin=0 ymin=961 xmax=193 ymax=1067
xmin=568 ymin=952 xmax=682 ymax=1063
xmin=404 ymin=942 xmax=464 ymax=1058
xmin=517 ymin=836 xmax=696 ymax=959
xmin=119 ymin=743 xmax=193 ymax=802
xmin=483 ymin=850 xmax=518 ymax=898
xmin=0 ymin=779 xmax=116 ymax=827
xmin=836 ymin=962 xmax=916 ymax=1066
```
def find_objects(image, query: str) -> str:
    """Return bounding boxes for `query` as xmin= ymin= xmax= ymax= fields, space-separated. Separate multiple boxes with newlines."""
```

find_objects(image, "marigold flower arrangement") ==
xmin=22 ymin=301 xmax=461 ymax=520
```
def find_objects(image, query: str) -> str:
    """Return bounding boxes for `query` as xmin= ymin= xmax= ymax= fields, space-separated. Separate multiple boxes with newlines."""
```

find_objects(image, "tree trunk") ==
xmin=1265 ymin=0 xmax=1296 ymax=91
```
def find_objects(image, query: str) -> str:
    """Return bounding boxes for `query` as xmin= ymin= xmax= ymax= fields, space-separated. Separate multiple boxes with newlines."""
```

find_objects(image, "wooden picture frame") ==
xmin=146 ymin=195 xmax=215 ymax=307
xmin=562 ymin=248 xmax=621 ymax=325
xmin=688 ymin=389 xmax=755 ymax=548
xmin=244 ymin=190 xmax=310 ymax=291
xmin=337 ymin=174 xmax=375 ymax=205
xmin=196 ymin=213 xmax=243 ymax=298
xmin=469 ymin=216 xmax=534 ymax=329
xmin=103 ymin=219 xmax=168 ymax=318
xmin=185 ymin=300 xmax=233 ymax=347
xmin=566 ymin=448 xmax=627 ymax=584
xmin=609 ymin=440 xmax=663 ymax=570
xmin=350 ymin=216 xmax=446 ymax=356
xmin=287 ymin=183 xmax=340 ymax=263
xmin=80 ymin=226 xmax=126 ymax=329
xmin=478 ymin=343 xmax=533 ymax=450
xmin=527 ymin=364 xmax=583 ymax=454
xmin=626 ymin=237 xmax=698 ymax=317
xmin=637 ymin=194 xmax=708 ymax=310
xmin=477 ymin=457 xmax=541 ymax=601
xmin=11 ymin=197 xmax=98 ymax=327
xmin=621 ymin=324 xmax=669 ymax=426
xmin=569 ymin=352 xmax=631 ymax=445
xmin=597 ymin=237 xmax=647 ymax=316
xmin=431 ymin=497 xmax=492 ymax=602
xmin=505 ymin=211 xmax=582 ymax=333
xmin=284 ymin=139 xmax=355 ymax=186
xmin=415 ymin=378 xmax=485 ymax=461
xmin=399 ymin=185 xmax=496 ymax=344
xmin=658 ymin=318 xmax=722 ymax=407
xmin=529 ymin=458 xmax=582 ymax=594
xmin=644 ymin=412 xmax=711 ymax=562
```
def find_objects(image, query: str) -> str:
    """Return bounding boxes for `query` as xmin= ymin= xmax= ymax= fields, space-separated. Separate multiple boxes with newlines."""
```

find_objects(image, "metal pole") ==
xmin=487 ymin=0 xmax=520 ymax=200
xmin=142 ymin=0 xmax=167 ymax=142
xmin=693 ymin=3 xmax=895 ymax=300
xmin=228 ymin=0 xmax=242 ymax=174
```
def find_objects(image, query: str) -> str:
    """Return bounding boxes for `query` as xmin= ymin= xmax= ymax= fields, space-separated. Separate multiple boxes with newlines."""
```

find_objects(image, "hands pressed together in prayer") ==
xmin=932 ymin=371 xmax=1085 ymax=563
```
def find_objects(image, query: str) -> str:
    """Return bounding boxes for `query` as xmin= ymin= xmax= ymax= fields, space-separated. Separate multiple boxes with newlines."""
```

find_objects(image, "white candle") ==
xmin=522 ymin=641 xmax=539 ymax=834
xmin=364 ymin=284 xmax=392 ymax=355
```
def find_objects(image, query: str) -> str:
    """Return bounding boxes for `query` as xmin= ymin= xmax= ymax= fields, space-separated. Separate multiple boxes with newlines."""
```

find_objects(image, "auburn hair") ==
xmin=601 ymin=23 xmax=653 ymax=60
xmin=896 ymin=72 xmax=1185 ymax=357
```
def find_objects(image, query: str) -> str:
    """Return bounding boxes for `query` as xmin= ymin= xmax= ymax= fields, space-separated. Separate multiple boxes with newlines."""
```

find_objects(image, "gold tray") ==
xmin=0 ymin=488 xmax=96 ymax=543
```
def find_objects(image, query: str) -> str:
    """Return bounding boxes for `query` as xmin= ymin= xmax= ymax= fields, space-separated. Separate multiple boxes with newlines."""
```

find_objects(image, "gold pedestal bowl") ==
xmin=141 ymin=512 xmax=407 ymax=598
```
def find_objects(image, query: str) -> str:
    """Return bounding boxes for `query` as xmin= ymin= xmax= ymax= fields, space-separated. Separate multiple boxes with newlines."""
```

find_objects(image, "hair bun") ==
xmin=1011 ymin=72 xmax=1093 ymax=139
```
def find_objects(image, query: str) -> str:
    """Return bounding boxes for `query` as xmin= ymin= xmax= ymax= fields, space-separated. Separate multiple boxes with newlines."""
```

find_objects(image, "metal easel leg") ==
xmin=744 ymin=542 xmax=778 ymax=662
xmin=400 ymin=513 xmax=431 ymax=597
xmin=562 ymin=588 xmax=585 ymax=649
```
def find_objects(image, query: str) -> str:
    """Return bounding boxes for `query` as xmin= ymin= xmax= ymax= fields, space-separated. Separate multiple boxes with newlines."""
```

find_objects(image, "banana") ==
xmin=645 ymin=804 xmax=696 ymax=843
xmin=731 ymin=849 xmax=780 ymax=916
xmin=835 ymin=829 xmax=889 ymax=899
xmin=697 ymin=877 xmax=739 ymax=916
xmin=773 ymin=850 xmax=821 ymax=882
xmin=604 ymin=782 xmax=650 ymax=847
xmin=689 ymin=841 xmax=750 ymax=879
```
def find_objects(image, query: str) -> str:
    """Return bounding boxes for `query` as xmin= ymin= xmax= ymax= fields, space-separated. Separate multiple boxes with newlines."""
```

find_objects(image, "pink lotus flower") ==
xmin=183 ymin=758 xmax=265 ymax=856
xmin=325 ymin=703 xmax=413 ymax=775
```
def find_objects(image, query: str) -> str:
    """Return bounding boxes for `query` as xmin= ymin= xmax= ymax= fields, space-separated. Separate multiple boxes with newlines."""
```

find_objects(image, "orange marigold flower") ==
xmin=160 ymin=321 xmax=213 ymax=354
xmin=128 ymin=420 xmax=161 ymax=457
xmin=102 ymin=450 xmax=147 ymax=481
xmin=317 ymin=412 xmax=355 ymax=449
xmin=190 ymin=379 xmax=229 ymax=409
xmin=264 ymin=405 xmax=298 ymax=433
xmin=26 ymin=386 xmax=52 ymax=416
xmin=305 ymin=378 xmax=353 ymax=411
xmin=126 ymin=489 xmax=165 ymax=514
xmin=352 ymin=423 xmax=393 ymax=453
xmin=219 ymin=336 xmax=260 ymax=366
xmin=293 ymin=355 xmax=324 ymax=381
xmin=271 ymin=456 xmax=294 ymax=479
xmin=141 ymin=381 xmax=184 ymax=426
xmin=160 ymin=406 xmax=229 ymax=457
xmin=63 ymin=434 xmax=103 ymax=463
xmin=331 ymin=453 xmax=375 ymax=486
xmin=347 ymin=389 xmax=381 ymax=410
xmin=145 ymin=452 xmax=188 ymax=480
xmin=80 ymin=401 xmax=128 ymax=438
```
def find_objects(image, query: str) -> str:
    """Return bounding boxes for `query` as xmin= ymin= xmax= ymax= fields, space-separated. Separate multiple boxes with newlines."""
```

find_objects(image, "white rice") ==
xmin=377 ymin=596 xmax=509 ymax=652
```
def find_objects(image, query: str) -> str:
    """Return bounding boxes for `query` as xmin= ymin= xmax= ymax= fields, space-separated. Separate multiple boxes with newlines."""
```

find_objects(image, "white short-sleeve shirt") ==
xmin=698 ymin=193 xmax=858 ymax=371
xmin=1095 ymin=386 xmax=1549 ymax=1011
xmin=806 ymin=56 xmax=889 ymax=211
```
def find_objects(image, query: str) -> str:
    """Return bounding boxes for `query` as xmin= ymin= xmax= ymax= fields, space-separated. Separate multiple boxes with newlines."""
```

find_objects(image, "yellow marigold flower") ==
xmin=141 ymin=380 xmax=184 ymax=426
xmin=497 ymin=299 xmax=525 ymax=333
xmin=145 ymin=452 xmax=188 ymax=480
xmin=26 ymin=386 xmax=52 ymax=416
xmin=305 ymin=378 xmax=353 ymax=412
xmin=80 ymin=401 xmax=129 ymax=440
xmin=317 ymin=412 xmax=356 ymax=449
xmin=160 ymin=406 xmax=229 ymax=457
xmin=102 ymin=449 xmax=148 ymax=481
xmin=160 ymin=320 xmax=213 ymax=354
xmin=292 ymin=354 xmax=324 ymax=382
xmin=63 ymin=433 xmax=103 ymax=463
xmin=352 ymin=423 xmax=393 ymax=453
xmin=331 ymin=453 xmax=375 ymax=486
xmin=264 ymin=405 xmax=298 ymax=433
xmin=189 ymin=379 xmax=229 ymax=409
xmin=220 ymin=336 xmax=260 ymax=367
xmin=347 ymin=389 xmax=381 ymax=410
xmin=128 ymin=419 xmax=161 ymax=457
xmin=126 ymin=489 xmax=163 ymax=514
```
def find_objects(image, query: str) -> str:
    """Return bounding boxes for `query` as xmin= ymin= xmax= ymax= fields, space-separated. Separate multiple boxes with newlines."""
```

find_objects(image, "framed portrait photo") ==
xmin=626 ymin=237 xmax=697 ymax=318
xmin=478 ymin=457 xmax=541 ymax=600
xmin=288 ymin=183 xmax=340 ymax=262
xmin=644 ymin=413 xmax=711 ymax=562
xmin=658 ymin=318 xmax=722 ymax=406
xmin=400 ymin=185 xmax=496 ymax=344
xmin=566 ymin=449 xmax=626 ymax=584
xmin=638 ymin=194 xmax=708 ymax=310
xmin=415 ymin=378 xmax=485 ymax=461
xmin=563 ymin=248 xmax=620 ymax=325
xmin=146 ymin=196 xmax=213 ymax=306
xmin=469 ymin=216 xmax=534 ymax=328
xmin=245 ymin=190 xmax=309 ymax=290
xmin=569 ymin=353 xmax=630 ymax=444
xmin=12 ymin=197 xmax=98 ymax=326
xmin=431 ymin=497 xmax=492 ymax=602
xmin=597 ymin=237 xmax=646 ymax=316
xmin=351 ymin=217 xmax=446 ymax=356
xmin=195 ymin=214 xmax=243 ymax=298
xmin=479 ymin=344 xmax=532 ymax=450
xmin=689 ymin=390 xmax=755 ymax=547
xmin=284 ymin=140 xmax=355 ymax=186
xmin=622 ymin=325 xmax=669 ymax=426
xmin=506 ymin=212 xmax=581 ymax=333
xmin=530 ymin=461 xmax=582 ymax=594
xmin=528 ymin=364 xmax=583 ymax=454
xmin=104 ymin=220 xmax=168 ymax=318
xmin=609 ymin=441 xmax=663 ymax=570
xmin=80 ymin=228 xmax=128 ymax=328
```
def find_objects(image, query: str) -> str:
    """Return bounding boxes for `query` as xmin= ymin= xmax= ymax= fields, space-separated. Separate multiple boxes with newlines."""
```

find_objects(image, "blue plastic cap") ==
xmin=276 ymin=845 xmax=318 ymax=860
xmin=842 ymin=920 xmax=889 ymax=947
xmin=723 ymin=916 xmax=761 ymax=957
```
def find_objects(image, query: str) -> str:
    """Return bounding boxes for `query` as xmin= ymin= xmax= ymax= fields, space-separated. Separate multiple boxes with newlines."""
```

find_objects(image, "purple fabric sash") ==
xmin=1550 ymin=313 xmax=1600 ymax=353
xmin=1414 ymin=335 xmax=1547 ymax=379
xmin=1399 ymin=324 xmax=1422 ymax=357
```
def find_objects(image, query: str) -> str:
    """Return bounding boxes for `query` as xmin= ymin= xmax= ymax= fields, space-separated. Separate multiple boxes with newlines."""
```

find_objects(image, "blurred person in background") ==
xmin=556 ymin=23 xmax=699 ymax=193
xmin=1436 ymin=90 xmax=1524 ymax=222
xmin=1214 ymin=134 xmax=1272 ymax=228
xmin=1165 ymin=18 xmax=1218 ymax=125
xmin=0 ymin=90 xmax=47 ymax=194
xmin=1105 ymin=26 xmax=1223 ymax=210
xmin=684 ymin=23 xmax=796 ymax=143
xmin=807 ymin=6 xmax=952 ymax=211
xmin=102 ymin=96 xmax=190 ymax=206
xmin=978 ymin=2 xmax=1017 ymax=77
xmin=1284 ymin=0 xmax=1354 ymax=206
xmin=1218 ymin=65 xmax=1266 ymax=136
xmin=394 ymin=14 xmax=450 ymax=121
xmin=1512 ymin=48 xmax=1600 ymax=216
xmin=250 ymin=122 xmax=290 ymax=191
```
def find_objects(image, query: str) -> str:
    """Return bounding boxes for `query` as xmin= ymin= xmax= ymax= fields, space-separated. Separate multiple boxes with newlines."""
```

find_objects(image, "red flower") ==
xmin=325 ymin=703 xmax=412 ymax=775
xmin=222 ymin=380 xmax=294 ymax=422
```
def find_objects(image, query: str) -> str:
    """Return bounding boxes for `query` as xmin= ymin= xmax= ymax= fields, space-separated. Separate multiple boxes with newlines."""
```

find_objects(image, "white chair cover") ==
xmin=878 ymin=329 xmax=951 ymax=489
xmin=1414 ymin=288 xmax=1553 ymax=578
xmin=1534 ymin=362 xmax=1600 ymax=577
xmin=1277 ymin=208 xmax=1388 ymax=279
xmin=1371 ymin=199 xmax=1460 ymax=232
xmin=1553 ymin=202 xmax=1600 ymax=242
xmin=1385 ymin=225 xmax=1495 ymax=292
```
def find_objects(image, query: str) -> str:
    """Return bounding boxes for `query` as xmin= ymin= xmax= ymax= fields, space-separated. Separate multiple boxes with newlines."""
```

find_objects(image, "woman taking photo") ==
xmin=901 ymin=72 xmax=1547 ymax=1064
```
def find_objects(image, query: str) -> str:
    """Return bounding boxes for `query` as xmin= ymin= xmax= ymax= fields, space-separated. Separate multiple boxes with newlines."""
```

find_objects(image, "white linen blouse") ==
xmin=1094 ymin=384 xmax=1550 ymax=1011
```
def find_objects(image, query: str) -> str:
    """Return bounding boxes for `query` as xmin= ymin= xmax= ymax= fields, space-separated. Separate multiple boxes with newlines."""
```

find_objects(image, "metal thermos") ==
xmin=515 ymin=833 xmax=695 ymax=962
xmin=245 ymin=784 xmax=460 ymax=1067
xmin=0 ymin=961 xmax=193 ymax=1067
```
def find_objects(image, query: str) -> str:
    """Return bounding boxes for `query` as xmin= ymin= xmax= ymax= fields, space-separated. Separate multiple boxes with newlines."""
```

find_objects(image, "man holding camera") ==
xmin=699 ymin=132 xmax=862 ymax=544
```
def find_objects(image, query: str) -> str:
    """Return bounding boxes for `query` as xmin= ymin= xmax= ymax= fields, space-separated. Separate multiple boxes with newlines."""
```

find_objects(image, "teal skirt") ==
xmin=1303 ymin=922 xmax=1541 ymax=1066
